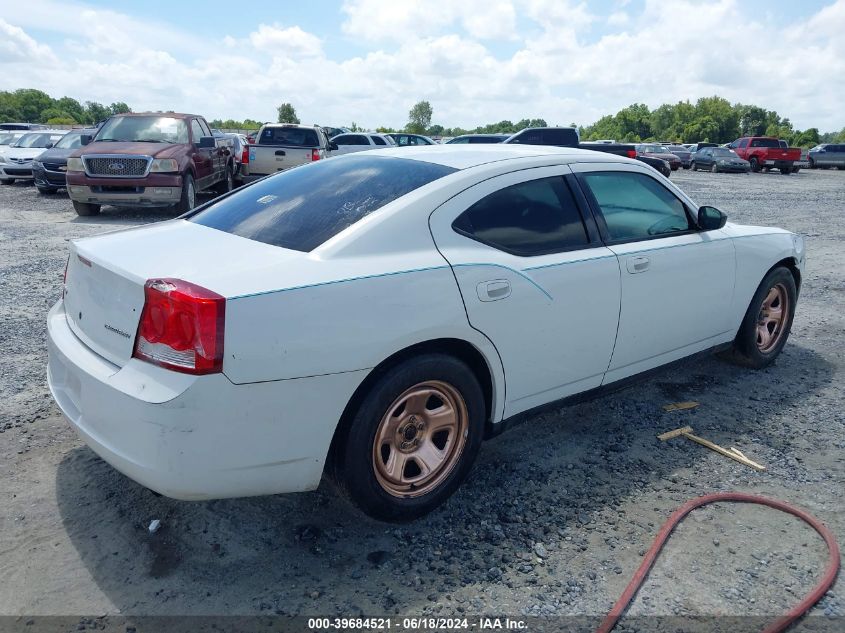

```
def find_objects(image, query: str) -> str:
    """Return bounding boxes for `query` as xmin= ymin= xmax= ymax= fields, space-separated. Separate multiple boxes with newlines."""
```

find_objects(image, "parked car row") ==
xmin=2 ymin=114 xmax=841 ymax=216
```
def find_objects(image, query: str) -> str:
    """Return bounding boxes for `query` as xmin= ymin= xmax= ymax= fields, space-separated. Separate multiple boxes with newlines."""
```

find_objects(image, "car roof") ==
xmin=115 ymin=112 xmax=199 ymax=119
xmin=367 ymin=144 xmax=631 ymax=170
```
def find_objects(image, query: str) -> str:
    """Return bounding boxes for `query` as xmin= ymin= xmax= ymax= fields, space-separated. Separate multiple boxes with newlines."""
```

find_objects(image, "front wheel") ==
xmin=176 ymin=173 xmax=196 ymax=213
xmin=723 ymin=267 xmax=797 ymax=369
xmin=749 ymin=157 xmax=760 ymax=172
xmin=72 ymin=201 xmax=101 ymax=216
xmin=333 ymin=354 xmax=485 ymax=521
xmin=37 ymin=186 xmax=57 ymax=195
xmin=710 ymin=163 xmax=718 ymax=173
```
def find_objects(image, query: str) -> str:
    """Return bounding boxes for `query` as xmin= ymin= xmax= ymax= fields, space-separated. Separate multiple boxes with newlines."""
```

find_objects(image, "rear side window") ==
xmin=452 ymin=177 xmax=590 ymax=256
xmin=259 ymin=127 xmax=319 ymax=147
xmin=750 ymin=138 xmax=780 ymax=148
xmin=335 ymin=135 xmax=369 ymax=146
xmin=372 ymin=136 xmax=386 ymax=146
xmin=581 ymin=171 xmax=690 ymax=242
xmin=190 ymin=155 xmax=456 ymax=252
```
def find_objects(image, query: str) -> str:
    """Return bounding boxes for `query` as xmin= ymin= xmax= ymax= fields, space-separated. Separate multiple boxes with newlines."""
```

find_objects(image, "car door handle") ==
xmin=626 ymin=256 xmax=650 ymax=274
xmin=274 ymin=150 xmax=286 ymax=156
xmin=477 ymin=279 xmax=511 ymax=302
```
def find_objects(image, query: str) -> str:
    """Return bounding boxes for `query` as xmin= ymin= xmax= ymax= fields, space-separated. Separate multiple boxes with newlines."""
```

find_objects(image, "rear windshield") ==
xmin=259 ymin=127 xmax=319 ymax=147
xmin=507 ymin=128 xmax=579 ymax=147
xmin=750 ymin=138 xmax=780 ymax=148
xmin=190 ymin=155 xmax=457 ymax=252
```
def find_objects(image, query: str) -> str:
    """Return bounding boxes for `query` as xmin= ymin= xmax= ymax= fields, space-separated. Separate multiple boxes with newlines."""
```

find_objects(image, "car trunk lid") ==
xmin=63 ymin=220 xmax=306 ymax=367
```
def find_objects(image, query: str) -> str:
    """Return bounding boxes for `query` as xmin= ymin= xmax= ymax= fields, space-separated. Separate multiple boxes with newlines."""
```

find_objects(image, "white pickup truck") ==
xmin=241 ymin=124 xmax=336 ymax=183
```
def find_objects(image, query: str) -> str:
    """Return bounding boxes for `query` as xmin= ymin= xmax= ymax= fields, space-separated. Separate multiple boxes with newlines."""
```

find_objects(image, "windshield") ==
xmin=13 ymin=133 xmax=63 ymax=148
xmin=96 ymin=116 xmax=189 ymax=143
xmin=712 ymin=148 xmax=737 ymax=157
xmin=53 ymin=132 xmax=85 ymax=150
xmin=190 ymin=155 xmax=456 ymax=252
xmin=668 ymin=146 xmax=688 ymax=152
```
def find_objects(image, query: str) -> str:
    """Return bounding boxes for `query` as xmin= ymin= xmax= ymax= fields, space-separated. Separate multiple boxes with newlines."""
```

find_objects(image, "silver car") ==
xmin=809 ymin=144 xmax=845 ymax=169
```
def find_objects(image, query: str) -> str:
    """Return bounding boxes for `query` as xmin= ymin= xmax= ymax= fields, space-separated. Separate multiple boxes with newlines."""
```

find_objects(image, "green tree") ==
xmin=407 ymin=100 xmax=433 ymax=134
xmin=276 ymin=103 xmax=300 ymax=124
xmin=0 ymin=91 xmax=22 ymax=121
xmin=109 ymin=102 xmax=131 ymax=115
xmin=55 ymin=97 xmax=85 ymax=123
xmin=14 ymin=88 xmax=53 ymax=122
xmin=40 ymin=107 xmax=77 ymax=123
xmin=84 ymin=101 xmax=110 ymax=124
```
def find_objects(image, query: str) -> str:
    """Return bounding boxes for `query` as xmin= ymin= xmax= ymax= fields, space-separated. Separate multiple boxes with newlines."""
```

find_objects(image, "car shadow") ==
xmin=55 ymin=343 xmax=833 ymax=616
xmin=67 ymin=193 xmax=217 ymax=225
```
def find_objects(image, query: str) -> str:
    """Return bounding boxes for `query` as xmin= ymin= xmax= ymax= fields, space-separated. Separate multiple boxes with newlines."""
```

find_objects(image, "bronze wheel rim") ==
xmin=372 ymin=380 xmax=468 ymax=498
xmin=756 ymin=283 xmax=789 ymax=353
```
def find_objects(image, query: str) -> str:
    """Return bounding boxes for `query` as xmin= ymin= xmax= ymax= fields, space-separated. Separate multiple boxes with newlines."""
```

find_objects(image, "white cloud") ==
xmin=1 ymin=0 xmax=843 ymax=133
xmin=249 ymin=24 xmax=323 ymax=57
xmin=0 ymin=19 xmax=55 ymax=62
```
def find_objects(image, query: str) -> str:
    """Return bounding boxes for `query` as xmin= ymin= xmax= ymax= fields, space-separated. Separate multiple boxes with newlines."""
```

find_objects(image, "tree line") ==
xmin=5 ymin=89 xmax=842 ymax=147
xmin=0 ymin=88 xmax=130 ymax=126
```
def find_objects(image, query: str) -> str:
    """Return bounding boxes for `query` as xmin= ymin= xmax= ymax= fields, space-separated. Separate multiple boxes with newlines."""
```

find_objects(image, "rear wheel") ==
xmin=0 ymin=178 xmax=14 ymax=185
xmin=722 ymin=267 xmax=796 ymax=369
xmin=214 ymin=164 xmax=233 ymax=195
xmin=690 ymin=161 xmax=697 ymax=171
xmin=749 ymin=157 xmax=760 ymax=172
xmin=333 ymin=353 xmax=485 ymax=521
xmin=176 ymin=173 xmax=196 ymax=213
xmin=791 ymin=167 xmax=800 ymax=174
xmin=72 ymin=201 xmax=101 ymax=216
xmin=780 ymin=167 xmax=791 ymax=175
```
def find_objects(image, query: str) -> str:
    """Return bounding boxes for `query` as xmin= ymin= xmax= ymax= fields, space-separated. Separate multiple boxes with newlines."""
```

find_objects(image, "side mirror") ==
xmin=698 ymin=205 xmax=727 ymax=231
xmin=80 ymin=135 xmax=92 ymax=146
xmin=329 ymin=141 xmax=338 ymax=151
xmin=198 ymin=136 xmax=216 ymax=149
xmin=44 ymin=142 xmax=53 ymax=149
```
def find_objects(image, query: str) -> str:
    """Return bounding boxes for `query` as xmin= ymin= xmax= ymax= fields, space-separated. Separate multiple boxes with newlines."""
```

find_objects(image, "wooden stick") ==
xmin=657 ymin=426 xmax=694 ymax=441
xmin=683 ymin=432 xmax=766 ymax=471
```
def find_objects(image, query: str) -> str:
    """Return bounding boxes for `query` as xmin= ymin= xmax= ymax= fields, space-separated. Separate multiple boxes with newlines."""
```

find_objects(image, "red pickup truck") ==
xmin=727 ymin=137 xmax=801 ymax=174
xmin=66 ymin=112 xmax=234 ymax=216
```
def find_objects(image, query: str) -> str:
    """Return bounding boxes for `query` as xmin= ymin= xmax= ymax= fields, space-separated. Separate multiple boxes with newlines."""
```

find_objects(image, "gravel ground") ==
xmin=0 ymin=170 xmax=843 ymax=630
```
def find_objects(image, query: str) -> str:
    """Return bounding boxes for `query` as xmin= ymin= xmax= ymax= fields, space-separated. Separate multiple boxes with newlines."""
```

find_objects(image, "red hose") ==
xmin=596 ymin=492 xmax=840 ymax=633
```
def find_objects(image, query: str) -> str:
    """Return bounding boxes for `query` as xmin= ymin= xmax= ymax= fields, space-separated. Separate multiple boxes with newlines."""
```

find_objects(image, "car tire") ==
xmin=36 ymin=186 xmax=57 ymax=195
xmin=808 ymin=158 xmax=816 ymax=169
xmin=214 ymin=164 xmax=233 ymax=195
xmin=72 ymin=201 xmax=101 ymax=216
xmin=0 ymin=178 xmax=14 ymax=185
xmin=722 ymin=267 xmax=797 ymax=369
xmin=780 ymin=167 xmax=791 ymax=175
xmin=749 ymin=157 xmax=760 ymax=172
xmin=792 ymin=167 xmax=800 ymax=174
xmin=690 ymin=161 xmax=697 ymax=171
xmin=333 ymin=353 xmax=485 ymax=522
xmin=710 ymin=163 xmax=718 ymax=173
xmin=176 ymin=173 xmax=196 ymax=213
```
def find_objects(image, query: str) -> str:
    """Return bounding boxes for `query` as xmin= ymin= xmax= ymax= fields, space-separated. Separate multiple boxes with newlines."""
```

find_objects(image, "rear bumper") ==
xmin=47 ymin=300 xmax=366 ymax=500
xmin=762 ymin=160 xmax=794 ymax=169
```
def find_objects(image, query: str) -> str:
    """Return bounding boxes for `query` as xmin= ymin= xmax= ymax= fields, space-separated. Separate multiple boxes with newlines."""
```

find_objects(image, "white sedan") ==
xmin=0 ymin=130 xmax=66 ymax=184
xmin=48 ymin=145 xmax=804 ymax=520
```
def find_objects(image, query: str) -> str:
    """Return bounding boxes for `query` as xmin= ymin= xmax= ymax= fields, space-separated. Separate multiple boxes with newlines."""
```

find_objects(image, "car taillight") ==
xmin=241 ymin=146 xmax=249 ymax=164
xmin=133 ymin=278 xmax=225 ymax=375
xmin=626 ymin=150 xmax=637 ymax=158
xmin=311 ymin=148 xmax=320 ymax=161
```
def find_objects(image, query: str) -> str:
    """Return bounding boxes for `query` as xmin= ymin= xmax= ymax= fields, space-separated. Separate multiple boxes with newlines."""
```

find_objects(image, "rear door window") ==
xmin=372 ymin=136 xmax=387 ymax=146
xmin=335 ymin=135 xmax=369 ymax=146
xmin=452 ymin=176 xmax=590 ymax=256
xmin=190 ymin=155 xmax=456 ymax=252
